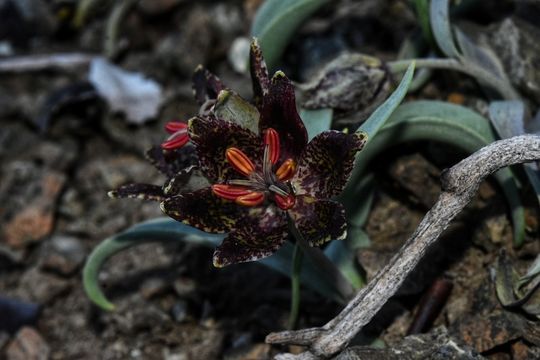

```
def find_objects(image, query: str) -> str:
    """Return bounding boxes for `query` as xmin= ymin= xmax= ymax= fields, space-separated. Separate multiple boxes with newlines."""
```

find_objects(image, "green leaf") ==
xmin=429 ymin=0 xmax=460 ymax=58
xmin=489 ymin=101 xmax=540 ymax=206
xmin=495 ymin=250 xmax=521 ymax=306
xmin=454 ymin=28 xmax=507 ymax=82
xmin=358 ymin=62 xmax=415 ymax=138
xmin=346 ymin=100 xmax=526 ymax=247
xmin=251 ymin=0 xmax=330 ymax=70
xmin=83 ymin=217 xmax=350 ymax=310
xmin=324 ymin=228 xmax=370 ymax=290
xmin=83 ymin=218 xmax=224 ymax=311
xmin=300 ymin=108 xmax=333 ymax=141
xmin=415 ymin=0 xmax=433 ymax=44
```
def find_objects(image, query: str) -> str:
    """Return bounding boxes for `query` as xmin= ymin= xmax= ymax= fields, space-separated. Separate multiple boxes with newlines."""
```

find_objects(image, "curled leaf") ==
xmin=89 ymin=58 xmax=163 ymax=125
xmin=299 ymin=53 xmax=391 ymax=117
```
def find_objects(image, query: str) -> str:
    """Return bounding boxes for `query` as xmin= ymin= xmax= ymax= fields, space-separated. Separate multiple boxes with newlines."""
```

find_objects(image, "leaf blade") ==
xmin=358 ymin=62 xmax=415 ymax=139
xmin=251 ymin=0 xmax=330 ymax=70
xmin=429 ymin=0 xmax=460 ymax=58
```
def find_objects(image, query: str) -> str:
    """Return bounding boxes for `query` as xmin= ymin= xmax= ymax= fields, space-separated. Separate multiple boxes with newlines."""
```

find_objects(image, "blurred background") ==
xmin=1 ymin=0 xmax=539 ymax=359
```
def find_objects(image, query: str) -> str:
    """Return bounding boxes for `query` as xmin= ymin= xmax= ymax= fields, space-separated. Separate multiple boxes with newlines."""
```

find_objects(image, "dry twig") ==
xmin=267 ymin=135 xmax=540 ymax=359
xmin=0 ymin=54 xmax=97 ymax=73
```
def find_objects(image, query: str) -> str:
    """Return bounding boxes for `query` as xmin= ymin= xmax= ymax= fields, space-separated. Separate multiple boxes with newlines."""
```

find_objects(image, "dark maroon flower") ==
xmin=158 ymin=39 xmax=367 ymax=267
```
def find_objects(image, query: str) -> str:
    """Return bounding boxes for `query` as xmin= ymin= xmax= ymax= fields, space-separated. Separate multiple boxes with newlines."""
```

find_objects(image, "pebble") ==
xmin=172 ymin=277 xmax=196 ymax=298
xmin=0 ymin=296 xmax=40 ymax=334
xmin=170 ymin=301 xmax=189 ymax=323
xmin=15 ymin=268 xmax=70 ymax=304
xmin=5 ymin=327 xmax=50 ymax=360
xmin=40 ymin=235 xmax=86 ymax=276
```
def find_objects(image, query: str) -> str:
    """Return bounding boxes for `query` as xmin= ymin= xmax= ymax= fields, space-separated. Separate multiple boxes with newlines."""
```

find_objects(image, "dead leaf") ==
xmin=89 ymin=58 xmax=163 ymax=125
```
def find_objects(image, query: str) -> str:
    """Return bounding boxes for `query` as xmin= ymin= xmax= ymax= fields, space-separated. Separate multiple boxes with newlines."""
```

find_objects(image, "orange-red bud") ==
xmin=226 ymin=147 xmax=256 ymax=176
xmin=275 ymin=194 xmax=295 ymax=210
xmin=275 ymin=158 xmax=296 ymax=181
xmin=236 ymin=192 xmax=265 ymax=207
xmin=212 ymin=184 xmax=251 ymax=201
xmin=264 ymin=128 xmax=280 ymax=164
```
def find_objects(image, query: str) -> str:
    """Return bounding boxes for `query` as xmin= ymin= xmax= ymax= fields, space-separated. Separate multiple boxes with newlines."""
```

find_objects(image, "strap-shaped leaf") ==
xmin=489 ymin=101 xmax=540 ymax=206
xmin=429 ymin=0 xmax=460 ymax=58
xmin=251 ymin=0 xmax=330 ymax=70
xmin=300 ymin=108 xmax=333 ymax=141
xmin=358 ymin=62 xmax=415 ymax=139
xmin=83 ymin=217 xmax=351 ymax=310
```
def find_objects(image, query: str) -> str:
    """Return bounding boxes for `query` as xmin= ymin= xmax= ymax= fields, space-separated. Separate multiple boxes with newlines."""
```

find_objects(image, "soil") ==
xmin=0 ymin=1 xmax=539 ymax=359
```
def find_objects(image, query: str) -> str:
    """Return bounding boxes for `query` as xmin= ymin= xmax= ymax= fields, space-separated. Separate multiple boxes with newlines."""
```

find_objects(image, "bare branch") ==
xmin=0 ymin=54 xmax=97 ymax=73
xmin=267 ymin=135 xmax=540 ymax=358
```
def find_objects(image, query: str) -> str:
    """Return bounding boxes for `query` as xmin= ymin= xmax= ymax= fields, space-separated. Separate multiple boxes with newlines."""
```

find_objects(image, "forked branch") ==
xmin=266 ymin=135 xmax=540 ymax=359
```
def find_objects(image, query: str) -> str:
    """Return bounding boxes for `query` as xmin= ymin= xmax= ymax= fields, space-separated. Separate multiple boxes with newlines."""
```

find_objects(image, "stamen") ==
xmin=199 ymin=99 xmax=216 ymax=116
xmin=262 ymin=144 xmax=273 ymax=184
xmin=228 ymin=179 xmax=265 ymax=190
xmin=275 ymin=194 xmax=295 ymax=210
xmin=161 ymin=131 xmax=189 ymax=150
xmin=212 ymin=184 xmax=251 ymax=201
xmin=226 ymin=148 xmax=255 ymax=176
xmin=275 ymin=158 xmax=296 ymax=181
xmin=236 ymin=192 xmax=265 ymax=207
xmin=165 ymin=121 xmax=188 ymax=134
xmin=268 ymin=184 xmax=288 ymax=197
xmin=264 ymin=128 xmax=280 ymax=164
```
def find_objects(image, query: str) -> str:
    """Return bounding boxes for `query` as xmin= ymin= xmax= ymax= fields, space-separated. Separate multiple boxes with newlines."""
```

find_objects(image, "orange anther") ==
xmin=226 ymin=147 xmax=256 ymax=176
xmin=165 ymin=121 xmax=188 ymax=134
xmin=236 ymin=192 xmax=265 ymax=207
xmin=264 ymin=128 xmax=280 ymax=164
xmin=275 ymin=194 xmax=295 ymax=210
xmin=275 ymin=158 xmax=296 ymax=181
xmin=212 ymin=184 xmax=251 ymax=201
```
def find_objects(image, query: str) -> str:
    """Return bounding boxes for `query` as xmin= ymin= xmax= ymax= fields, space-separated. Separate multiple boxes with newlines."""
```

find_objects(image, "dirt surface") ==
xmin=1 ymin=0 xmax=539 ymax=359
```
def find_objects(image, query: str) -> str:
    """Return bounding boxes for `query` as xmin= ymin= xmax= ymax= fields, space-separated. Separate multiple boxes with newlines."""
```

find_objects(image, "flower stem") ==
xmin=286 ymin=214 xmax=355 ymax=303
xmin=388 ymin=58 xmax=520 ymax=100
xmin=287 ymin=242 xmax=303 ymax=330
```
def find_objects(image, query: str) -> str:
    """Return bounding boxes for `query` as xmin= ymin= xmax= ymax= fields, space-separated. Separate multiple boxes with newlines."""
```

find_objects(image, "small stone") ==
xmin=170 ymin=301 xmax=188 ymax=323
xmin=228 ymin=37 xmax=250 ymax=74
xmin=1 ymin=166 xmax=66 ymax=249
xmin=224 ymin=343 xmax=270 ymax=360
xmin=40 ymin=235 xmax=86 ymax=275
xmin=162 ymin=349 xmax=188 ymax=360
xmin=172 ymin=277 xmax=196 ymax=298
xmin=140 ymin=278 xmax=169 ymax=299
xmin=15 ymin=268 xmax=70 ymax=304
xmin=5 ymin=327 xmax=50 ymax=360
xmin=0 ymin=296 xmax=40 ymax=333
xmin=3 ymin=206 xmax=55 ymax=249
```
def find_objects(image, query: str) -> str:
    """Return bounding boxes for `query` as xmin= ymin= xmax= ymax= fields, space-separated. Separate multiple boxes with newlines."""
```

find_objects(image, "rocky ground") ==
xmin=0 ymin=0 xmax=539 ymax=359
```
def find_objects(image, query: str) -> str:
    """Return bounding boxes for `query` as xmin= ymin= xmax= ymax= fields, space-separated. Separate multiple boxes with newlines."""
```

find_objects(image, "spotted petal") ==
xmin=145 ymin=144 xmax=198 ymax=178
xmin=260 ymin=71 xmax=308 ymax=160
xmin=212 ymin=205 xmax=288 ymax=267
xmin=188 ymin=116 xmax=263 ymax=182
xmin=108 ymin=183 xmax=164 ymax=201
xmin=292 ymin=131 xmax=367 ymax=198
xmin=249 ymin=38 xmax=270 ymax=108
xmin=163 ymin=166 xmax=211 ymax=196
xmin=161 ymin=187 xmax=243 ymax=233
xmin=192 ymin=65 xmax=225 ymax=105
xmin=289 ymin=196 xmax=347 ymax=246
